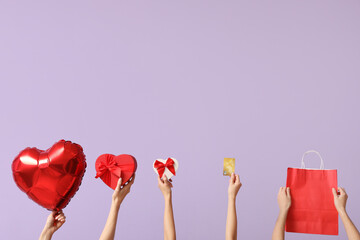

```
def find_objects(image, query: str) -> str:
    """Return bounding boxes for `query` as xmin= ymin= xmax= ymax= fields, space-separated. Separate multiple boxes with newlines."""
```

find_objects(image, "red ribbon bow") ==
xmin=154 ymin=158 xmax=176 ymax=178
xmin=95 ymin=155 xmax=122 ymax=186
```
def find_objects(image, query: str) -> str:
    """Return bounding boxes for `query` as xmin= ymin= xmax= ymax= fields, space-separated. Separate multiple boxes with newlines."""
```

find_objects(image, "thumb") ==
xmin=286 ymin=187 xmax=291 ymax=197
xmin=162 ymin=175 xmax=168 ymax=182
xmin=51 ymin=211 xmax=57 ymax=218
xmin=229 ymin=172 xmax=235 ymax=183
xmin=332 ymin=188 xmax=337 ymax=198
xmin=157 ymin=175 xmax=163 ymax=184
xmin=115 ymin=178 xmax=122 ymax=192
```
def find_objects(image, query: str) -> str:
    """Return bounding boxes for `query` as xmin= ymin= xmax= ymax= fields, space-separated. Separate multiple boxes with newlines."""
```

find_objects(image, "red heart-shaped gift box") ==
xmin=95 ymin=154 xmax=137 ymax=190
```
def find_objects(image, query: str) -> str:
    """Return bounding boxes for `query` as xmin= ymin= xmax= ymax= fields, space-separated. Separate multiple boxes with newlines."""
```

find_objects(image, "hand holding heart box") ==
xmin=153 ymin=158 xmax=179 ymax=179
xmin=95 ymin=154 xmax=137 ymax=190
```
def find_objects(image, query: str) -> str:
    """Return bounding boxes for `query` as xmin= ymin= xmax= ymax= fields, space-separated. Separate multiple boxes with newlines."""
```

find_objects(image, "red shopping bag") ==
xmin=286 ymin=150 xmax=338 ymax=235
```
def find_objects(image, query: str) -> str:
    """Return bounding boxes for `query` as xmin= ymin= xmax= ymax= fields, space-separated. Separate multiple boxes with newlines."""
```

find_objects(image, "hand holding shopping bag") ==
xmin=286 ymin=150 xmax=338 ymax=235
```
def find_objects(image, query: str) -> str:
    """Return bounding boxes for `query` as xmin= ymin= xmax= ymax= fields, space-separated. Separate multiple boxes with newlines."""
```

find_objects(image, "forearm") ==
xmin=100 ymin=201 xmax=121 ymax=240
xmin=39 ymin=229 xmax=53 ymax=240
xmin=339 ymin=210 xmax=360 ymax=240
xmin=272 ymin=211 xmax=288 ymax=240
xmin=225 ymin=197 xmax=237 ymax=240
xmin=164 ymin=193 xmax=176 ymax=240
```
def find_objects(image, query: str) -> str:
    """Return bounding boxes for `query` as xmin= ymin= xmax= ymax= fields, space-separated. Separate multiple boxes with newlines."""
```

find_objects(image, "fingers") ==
xmin=278 ymin=187 xmax=289 ymax=197
xmin=161 ymin=175 xmax=173 ymax=187
xmin=230 ymin=172 xmax=235 ymax=183
xmin=54 ymin=211 xmax=66 ymax=223
xmin=55 ymin=215 xmax=66 ymax=229
xmin=115 ymin=176 xmax=137 ymax=194
xmin=157 ymin=175 xmax=164 ymax=184
xmin=127 ymin=174 xmax=136 ymax=187
xmin=162 ymin=175 xmax=168 ymax=182
xmin=56 ymin=220 xmax=65 ymax=228
xmin=158 ymin=174 xmax=174 ymax=191
xmin=56 ymin=214 xmax=66 ymax=222
xmin=53 ymin=210 xmax=63 ymax=218
xmin=161 ymin=175 xmax=171 ymax=183
xmin=127 ymin=174 xmax=136 ymax=183
xmin=229 ymin=173 xmax=241 ymax=185
xmin=286 ymin=187 xmax=291 ymax=197
xmin=338 ymin=187 xmax=346 ymax=196
xmin=122 ymin=177 xmax=136 ymax=192
xmin=235 ymin=174 xmax=240 ymax=183
xmin=51 ymin=210 xmax=57 ymax=218
xmin=130 ymin=174 xmax=136 ymax=184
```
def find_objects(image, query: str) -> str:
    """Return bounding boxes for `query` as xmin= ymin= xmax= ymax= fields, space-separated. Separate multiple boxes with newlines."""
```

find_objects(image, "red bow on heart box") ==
xmin=95 ymin=154 xmax=137 ymax=190
xmin=153 ymin=158 xmax=178 ymax=179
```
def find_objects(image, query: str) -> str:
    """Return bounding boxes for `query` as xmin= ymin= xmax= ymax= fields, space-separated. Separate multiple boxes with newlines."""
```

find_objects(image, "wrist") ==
xmin=228 ymin=194 xmax=236 ymax=201
xmin=163 ymin=192 xmax=172 ymax=201
xmin=40 ymin=228 xmax=53 ymax=240
xmin=337 ymin=207 xmax=347 ymax=216
xmin=279 ymin=208 xmax=289 ymax=217
xmin=112 ymin=198 xmax=122 ymax=209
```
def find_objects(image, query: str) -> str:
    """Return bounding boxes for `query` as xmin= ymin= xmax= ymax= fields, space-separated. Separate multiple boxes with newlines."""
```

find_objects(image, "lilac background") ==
xmin=1 ymin=1 xmax=360 ymax=239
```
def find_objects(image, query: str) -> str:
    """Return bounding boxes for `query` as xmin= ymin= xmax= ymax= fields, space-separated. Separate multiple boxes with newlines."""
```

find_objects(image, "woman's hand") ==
xmin=228 ymin=173 xmax=242 ymax=200
xmin=158 ymin=175 xmax=173 ymax=199
xmin=39 ymin=211 xmax=66 ymax=240
xmin=112 ymin=175 xmax=135 ymax=207
xmin=332 ymin=187 xmax=348 ymax=214
xmin=277 ymin=187 xmax=291 ymax=214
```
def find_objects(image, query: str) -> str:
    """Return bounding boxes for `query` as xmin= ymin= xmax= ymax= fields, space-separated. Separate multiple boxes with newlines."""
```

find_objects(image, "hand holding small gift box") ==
xmin=153 ymin=157 xmax=178 ymax=179
xmin=154 ymin=158 xmax=178 ymax=240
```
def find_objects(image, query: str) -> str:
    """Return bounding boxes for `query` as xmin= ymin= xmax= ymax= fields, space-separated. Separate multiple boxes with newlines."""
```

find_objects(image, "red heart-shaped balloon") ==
xmin=12 ymin=140 xmax=86 ymax=210
xmin=95 ymin=154 xmax=137 ymax=190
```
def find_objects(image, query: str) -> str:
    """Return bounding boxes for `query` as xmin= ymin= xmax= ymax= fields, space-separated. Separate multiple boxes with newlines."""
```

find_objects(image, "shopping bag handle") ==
xmin=300 ymin=150 xmax=325 ymax=169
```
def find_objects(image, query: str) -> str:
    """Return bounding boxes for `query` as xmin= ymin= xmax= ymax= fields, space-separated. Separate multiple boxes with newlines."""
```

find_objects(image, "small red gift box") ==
xmin=95 ymin=154 xmax=137 ymax=190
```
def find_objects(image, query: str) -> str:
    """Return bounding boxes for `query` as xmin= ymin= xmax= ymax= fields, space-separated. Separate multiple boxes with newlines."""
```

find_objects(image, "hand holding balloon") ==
xmin=39 ymin=211 xmax=66 ymax=240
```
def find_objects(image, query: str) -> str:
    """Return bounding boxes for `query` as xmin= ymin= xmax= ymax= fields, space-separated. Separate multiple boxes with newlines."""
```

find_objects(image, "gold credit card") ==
xmin=223 ymin=158 xmax=235 ymax=176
